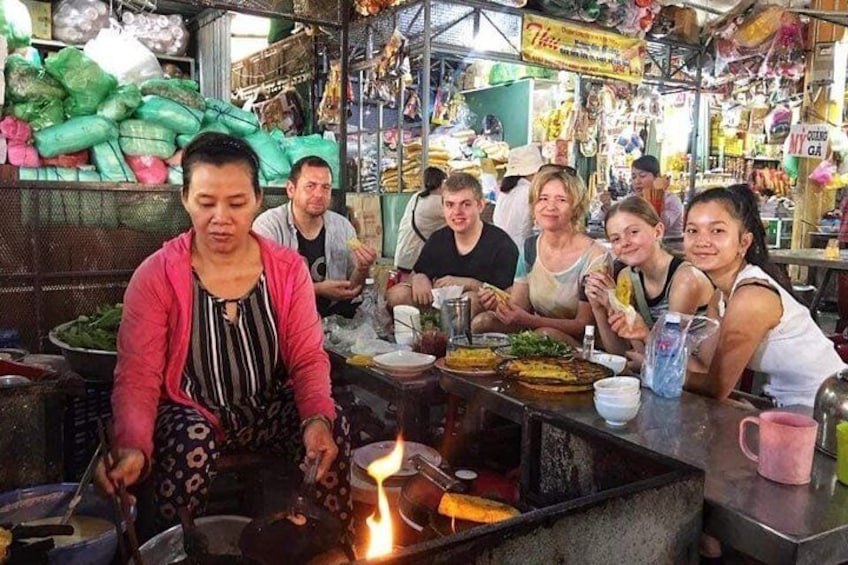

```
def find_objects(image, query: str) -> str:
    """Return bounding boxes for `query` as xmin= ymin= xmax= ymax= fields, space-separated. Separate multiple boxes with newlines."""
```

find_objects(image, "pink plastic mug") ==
xmin=738 ymin=411 xmax=818 ymax=485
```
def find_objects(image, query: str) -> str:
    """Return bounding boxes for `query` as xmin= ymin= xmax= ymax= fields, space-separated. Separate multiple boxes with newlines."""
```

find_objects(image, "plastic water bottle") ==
xmin=359 ymin=278 xmax=377 ymax=315
xmin=652 ymin=314 xmax=685 ymax=398
xmin=582 ymin=325 xmax=595 ymax=361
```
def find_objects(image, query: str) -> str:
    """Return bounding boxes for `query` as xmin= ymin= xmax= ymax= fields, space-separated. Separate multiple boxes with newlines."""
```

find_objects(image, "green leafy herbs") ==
xmin=508 ymin=331 xmax=573 ymax=358
xmin=56 ymin=304 xmax=123 ymax=351
xmin=419 ymin=309 xmax=441 ymax=330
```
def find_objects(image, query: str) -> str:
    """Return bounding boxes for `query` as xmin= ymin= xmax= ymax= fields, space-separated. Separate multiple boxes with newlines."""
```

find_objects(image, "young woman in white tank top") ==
xmin=684 ymin=185 xmax=844 ymax=407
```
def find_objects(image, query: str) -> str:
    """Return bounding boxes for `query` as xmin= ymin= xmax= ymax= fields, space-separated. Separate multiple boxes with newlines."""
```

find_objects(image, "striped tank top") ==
xmin=181 ymin=271 xmax=284 ymax=434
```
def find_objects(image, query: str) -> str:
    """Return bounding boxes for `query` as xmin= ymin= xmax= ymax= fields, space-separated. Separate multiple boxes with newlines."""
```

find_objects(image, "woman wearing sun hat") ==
xmin=493 ymin=143 xmax=545 ymax=247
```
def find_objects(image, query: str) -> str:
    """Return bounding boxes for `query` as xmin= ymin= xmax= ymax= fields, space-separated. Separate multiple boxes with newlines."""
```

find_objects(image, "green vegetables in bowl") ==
xmin=56 ymin=304 xmax=122 ymax=352
xmin=506 ymin=331 xmax=574 ymax=358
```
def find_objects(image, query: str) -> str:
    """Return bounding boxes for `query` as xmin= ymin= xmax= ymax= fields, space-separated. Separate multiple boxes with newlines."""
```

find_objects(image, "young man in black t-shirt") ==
xmin=386 ymin=173 xmax=518 ymax=315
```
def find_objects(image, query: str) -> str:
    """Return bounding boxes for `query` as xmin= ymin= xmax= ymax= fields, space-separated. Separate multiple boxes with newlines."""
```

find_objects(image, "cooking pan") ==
xmin=399 ymin=456 xmax=525 ymax=537
xmin=398 ymin=455 xmax=478 ymax=537
xmin=238 ymin=456 xmax=354 ymax=564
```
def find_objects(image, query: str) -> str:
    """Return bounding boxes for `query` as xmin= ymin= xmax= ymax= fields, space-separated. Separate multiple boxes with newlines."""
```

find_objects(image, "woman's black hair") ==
xmin=500 ymin=175 xmax=522 ymax=194
xmin=420 ymin=166 xmax=447 ymax=198
xmin=686 ymin=184 xmax=794 ymax=294
xmin=182 ymin=132 xmax=261 ymax=197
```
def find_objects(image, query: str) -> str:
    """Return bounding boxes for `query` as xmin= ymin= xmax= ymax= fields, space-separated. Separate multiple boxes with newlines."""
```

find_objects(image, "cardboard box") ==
xmin=346 ymin=193 xmax=383 ymax=258
xmin=22 ymin=0 xmax=52 ymax=40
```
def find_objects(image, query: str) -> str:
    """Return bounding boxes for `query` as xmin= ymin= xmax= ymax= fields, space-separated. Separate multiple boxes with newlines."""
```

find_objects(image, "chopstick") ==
xmin=61 ymin=443 xmax=102 ymax=525
xmin=97 ymin=420 xmax=144 ymax=565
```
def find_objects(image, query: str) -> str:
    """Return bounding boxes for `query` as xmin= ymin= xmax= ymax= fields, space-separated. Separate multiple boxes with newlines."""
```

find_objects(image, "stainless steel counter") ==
xmin=438 ymin=371 xmax=848 ymax=565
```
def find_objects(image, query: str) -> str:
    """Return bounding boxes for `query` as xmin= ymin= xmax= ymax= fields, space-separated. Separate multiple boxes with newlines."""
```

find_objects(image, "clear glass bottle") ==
xmin=582 ymin=325 xmax=595 ymax=360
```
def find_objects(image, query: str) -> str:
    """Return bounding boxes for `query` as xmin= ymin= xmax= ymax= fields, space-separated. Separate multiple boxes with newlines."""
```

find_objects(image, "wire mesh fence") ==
xmin=0 ymin=185 xmax=287 ymax=352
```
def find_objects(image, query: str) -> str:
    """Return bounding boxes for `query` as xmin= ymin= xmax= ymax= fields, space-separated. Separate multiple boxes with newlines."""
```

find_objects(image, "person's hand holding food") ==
xmin=347 ymin=237 xmax=377 ymax=271
xmin=495 ymin=301 xmax=529 ymax=326
xmin=479 ymin=282 xmax=510 ymax=312
xmin=608 ymin=309 xmax=649 ymax=341
xmin=584 ymin=271 xmax=615 ymax=310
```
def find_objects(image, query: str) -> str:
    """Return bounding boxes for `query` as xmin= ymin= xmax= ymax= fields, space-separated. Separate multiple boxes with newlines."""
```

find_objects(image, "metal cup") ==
xmin=441 ymin=297 xmax=471 ymax=339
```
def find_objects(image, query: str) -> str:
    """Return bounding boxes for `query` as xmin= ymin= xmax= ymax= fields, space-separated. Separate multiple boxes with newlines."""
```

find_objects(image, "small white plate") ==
xmin=353 ymin=440 xmax=442 ymax=478
xmin=372 ymin=350 xmax=436 ymax=371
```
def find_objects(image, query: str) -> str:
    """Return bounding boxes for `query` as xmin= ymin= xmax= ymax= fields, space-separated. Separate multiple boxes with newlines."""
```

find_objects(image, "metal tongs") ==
xmin=289 ymin=453 xmax=322 ymax=519
xmin=410 ymin=454 xmax=461 ymax=492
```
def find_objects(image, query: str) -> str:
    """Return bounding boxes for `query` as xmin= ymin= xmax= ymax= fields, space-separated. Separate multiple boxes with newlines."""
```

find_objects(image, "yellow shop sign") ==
xmin=522 ymin=13 xmax=646 ymax=84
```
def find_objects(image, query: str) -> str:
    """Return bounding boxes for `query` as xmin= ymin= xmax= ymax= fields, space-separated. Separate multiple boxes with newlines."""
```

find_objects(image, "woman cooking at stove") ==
xmin=684 ymin=184 xmax=844 ymax=406
xmin=93 ymin=132 xmax=352 ymax=532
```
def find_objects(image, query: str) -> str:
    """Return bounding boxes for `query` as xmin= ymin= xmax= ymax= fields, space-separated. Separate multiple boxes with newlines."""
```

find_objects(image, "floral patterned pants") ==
xmin=151 ymin=388 xmax=352 ymax=534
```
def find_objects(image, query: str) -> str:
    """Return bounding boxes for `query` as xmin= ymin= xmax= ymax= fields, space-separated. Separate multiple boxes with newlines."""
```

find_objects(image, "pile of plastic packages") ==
xmin=1 ymin=0 xmax=340 ymax=187
xmin=0 ymin=0 xmax=339 ymax=186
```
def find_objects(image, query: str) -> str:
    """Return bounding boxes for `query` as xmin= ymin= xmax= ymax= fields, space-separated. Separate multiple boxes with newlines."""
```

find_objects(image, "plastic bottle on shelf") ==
xmin=651 ymin=314 xmax=686 ymax=398
xmin=582 ymin=325 xmax=595 ymax=361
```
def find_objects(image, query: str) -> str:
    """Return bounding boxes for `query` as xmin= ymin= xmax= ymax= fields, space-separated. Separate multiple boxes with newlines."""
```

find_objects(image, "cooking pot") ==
xmin=138 ymin=515 xmax=249 ymax=563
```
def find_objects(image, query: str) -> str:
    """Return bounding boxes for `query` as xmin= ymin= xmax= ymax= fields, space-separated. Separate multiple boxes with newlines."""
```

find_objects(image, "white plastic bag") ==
xmin=84 ymin=27 xmax=163 ymax=85
xmin=53 ymin=0 xmax=110 ymax=44
xmin=121 ymin=11 xmax=188 ymax=56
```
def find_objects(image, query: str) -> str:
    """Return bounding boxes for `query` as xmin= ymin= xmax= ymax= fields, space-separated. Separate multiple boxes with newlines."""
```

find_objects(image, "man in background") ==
xmin=254 ymin=156 xmax=377 ymax=317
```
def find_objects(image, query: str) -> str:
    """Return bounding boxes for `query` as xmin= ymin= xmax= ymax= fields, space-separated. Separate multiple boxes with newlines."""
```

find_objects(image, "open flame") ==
xmin=365 ymin=437 xmax=405 ymax=558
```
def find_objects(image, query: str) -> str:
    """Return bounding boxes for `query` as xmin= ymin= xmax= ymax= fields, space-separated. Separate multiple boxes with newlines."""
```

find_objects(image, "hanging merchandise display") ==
xmin=522 ymin=13 xmax=646 ymax=84
xmin=759 ymin=17 xmax=806 ymax=81
xmin=256 ymin=88 xmax=306 ymax=136
xmin=765 ymin=106 xmax=792 ymax=146
xmin=318 ymin=62 xmax=353 ymax=126
xmin=536 ymin=0 xmax=660 ymax=38
xmin=354 ymin=0 xmax=408 ymax=17
xmin=403 ymin=89 xmax=421 ymax=122
xmin=365 ymin=27 xmax=412 ymax=106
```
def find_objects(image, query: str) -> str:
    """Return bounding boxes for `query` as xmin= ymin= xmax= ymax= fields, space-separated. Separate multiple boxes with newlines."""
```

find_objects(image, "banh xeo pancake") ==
xmin=497 ymin=356 xmax=612 ymax=392
xmin=615 ymin=273 xmax=632 ymax=306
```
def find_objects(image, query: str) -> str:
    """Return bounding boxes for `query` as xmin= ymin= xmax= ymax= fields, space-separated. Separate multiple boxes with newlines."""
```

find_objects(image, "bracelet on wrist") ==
xmin=301 ymin=414 xmax=333 ymax=433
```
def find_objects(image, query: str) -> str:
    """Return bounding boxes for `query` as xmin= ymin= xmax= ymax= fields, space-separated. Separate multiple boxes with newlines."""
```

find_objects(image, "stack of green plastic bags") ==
xmin=7 ymin=45 xmax=341 ymax=189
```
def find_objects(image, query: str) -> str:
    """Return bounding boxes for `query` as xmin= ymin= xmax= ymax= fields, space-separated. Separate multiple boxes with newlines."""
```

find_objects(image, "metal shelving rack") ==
xmin=345 ymin=0 xmax=706 ymax=195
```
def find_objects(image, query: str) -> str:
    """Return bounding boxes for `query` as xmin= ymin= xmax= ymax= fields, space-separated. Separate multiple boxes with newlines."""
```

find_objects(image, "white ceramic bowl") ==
xmin=594 ymin=396 xmax=640 ymax=426
xmin=593 ymin=376 xmax=640 ymax=392
xmin=591 ymin=352 xmax=628 ymax=375
xmin=595 ymin=390 xmax=641 ymax=404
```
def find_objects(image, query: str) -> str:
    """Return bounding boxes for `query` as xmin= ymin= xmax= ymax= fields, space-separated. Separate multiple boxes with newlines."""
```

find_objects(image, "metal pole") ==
xmin=688 ymin=49 xmax=703 ymax=201
xmin=421 ymin=0 xmax=432 ymax=187
xmin=358 ymin=69 xmax=364 ymax=193
xmin=339 ymin=0 xmax=350 ymax=207
xmin=395 ymin=11 xmax=405 ymax=193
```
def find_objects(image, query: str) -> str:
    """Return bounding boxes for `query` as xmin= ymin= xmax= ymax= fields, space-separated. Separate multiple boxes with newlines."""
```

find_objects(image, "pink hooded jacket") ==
xmin=112 ymin=230 xmax=335 ymax=463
